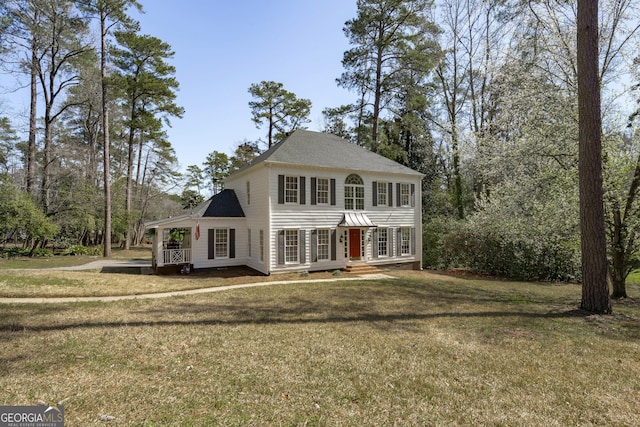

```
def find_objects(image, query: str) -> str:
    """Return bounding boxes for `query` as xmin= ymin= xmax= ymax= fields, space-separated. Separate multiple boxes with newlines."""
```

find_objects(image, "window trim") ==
xmin=316 ymin=178 xmax=330 ymax=205
xmin=284 ymin=229 xmax=299 ymax=264
xmin=400 ymin=227 xmax=411 ymax=256
xmin=285 ymin=176 xmax=299 ymax=204
xmin=316 ymin=228 xmax=330 ymax=262
xmin=377 ymin=227 xmax=388 ymax=257
xmin=400 ymin=183 xmax=411 ymax=207
xmin=376 ymin=181 xmax=388 ymax=206
xmin=345 ymin=174 xmax=365 ymax=211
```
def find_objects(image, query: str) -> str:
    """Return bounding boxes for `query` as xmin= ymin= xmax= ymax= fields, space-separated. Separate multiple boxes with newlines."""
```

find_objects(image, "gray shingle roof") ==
xmin=233 ymin=129 xmax=423 ymax=177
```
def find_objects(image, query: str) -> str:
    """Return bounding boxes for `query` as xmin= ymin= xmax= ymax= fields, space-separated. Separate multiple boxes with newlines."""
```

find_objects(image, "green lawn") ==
xmin=0 ymin=271 xmax=638 ymax=426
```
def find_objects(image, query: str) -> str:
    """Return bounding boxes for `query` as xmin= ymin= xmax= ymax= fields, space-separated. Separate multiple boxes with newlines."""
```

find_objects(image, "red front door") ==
xmin=349 ymin=229 xmax=361 ymax=259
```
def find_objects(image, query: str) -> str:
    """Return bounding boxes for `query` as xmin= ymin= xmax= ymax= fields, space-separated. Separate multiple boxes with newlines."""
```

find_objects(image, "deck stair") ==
xmin=344 ymin=264 xmax=383 ymax=275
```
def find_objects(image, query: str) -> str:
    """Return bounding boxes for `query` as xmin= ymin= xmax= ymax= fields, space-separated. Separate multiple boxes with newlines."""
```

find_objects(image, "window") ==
xmin=285 ymin=176 xmax=298 ymax=204
xmin=316 ymin=178 xmax=329 ymax=205
xmin=345 ymin=174 xmax=364 ymax=210
xmin=317 ymin=229 xmax=330 ymax=261
xmin=215 ymin=229 xmax=228 ymax=258
xmin=400 ymin=183 xmax=410 ymax=207
xmin=401 ymin=227 xmax=411 ymax=255
xmin=285 ymin=229 xmax=299 ymax=263
xmin=259 ymin=230 xmax=264 ymax=262
xmin=208 ymin=229 xmax=235 ymax=259
xmin=378 ymin=228 xmax=388 ymax=257
xmin=376 ymin=182 xmax=388 ymax=206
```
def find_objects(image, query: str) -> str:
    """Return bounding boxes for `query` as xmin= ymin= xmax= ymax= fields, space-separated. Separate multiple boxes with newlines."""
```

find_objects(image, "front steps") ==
xmin=344 ymin=263 xmax=383 ymax=275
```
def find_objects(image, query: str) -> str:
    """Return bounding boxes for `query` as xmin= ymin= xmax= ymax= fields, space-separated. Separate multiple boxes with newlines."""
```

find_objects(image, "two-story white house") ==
xmin=145 ymin=129 xmax=423 ymax=275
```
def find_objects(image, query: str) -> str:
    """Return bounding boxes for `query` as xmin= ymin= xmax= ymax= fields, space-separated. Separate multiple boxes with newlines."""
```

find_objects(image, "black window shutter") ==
xmin=372 ymin=181 xmax=378 ymax=206
xmin=300 ymin=177 xmax=306 ymax=205
xmin=277 ymin=230 xmax=285 ymax=265
xmin=372 ymin=228 xmax=379 ymax=258
xmin=330 ymin=229 xmax=337 ymax=261
xmin=396 ymin=183 xmax=401 ymax=206
xmin=388 ymin=182 xmax=393 ymax=207
xmin=330 ymin=179 xmax=336 ymax=205
xmin=311 ymin=230 xmax=318 ymax=262
xmin=311 ymin=177 xmax=317 ymax=205
xmin=397 ymin=228 xmax=402 ymax=255
xmin=299 ymin=230 xmax=306 ymax=263
xmin=208 ymin=229 xmax=215 ymax=259
xmin=278 ymin=175 xmax=285 ymax=204
xmin=411 ymin=227 xmax=416 ymax=255
xmin=411 ymin=183 xmax=416 ymax=207
xmin=229 ymin=228 xmax=236 ymax=258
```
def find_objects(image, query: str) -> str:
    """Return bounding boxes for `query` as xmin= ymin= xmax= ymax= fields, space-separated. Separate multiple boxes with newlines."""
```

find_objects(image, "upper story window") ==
xmin=278 ymin=175 xmax=306 ymax=205
xmin=285 ymin=176 xmax=299 ymax=204
xmin=376 ymin=181 xmax=388 ymax=206
xmin=400 ymin=183 xmax=411 ymax=207
xmin=345 ymin=174 xmax=364 ymax=210
xmin=316 ymin=178 xmax=329 ymax=205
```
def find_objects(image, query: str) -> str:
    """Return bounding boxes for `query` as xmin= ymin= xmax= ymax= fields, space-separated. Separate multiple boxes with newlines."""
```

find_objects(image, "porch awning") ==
xmin=338 ymin=212 xmax=376 ymax=227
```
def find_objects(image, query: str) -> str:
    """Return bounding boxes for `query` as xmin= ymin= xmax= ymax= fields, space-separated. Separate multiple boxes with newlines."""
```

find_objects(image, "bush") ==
xmin=31 ymin=248 xmax=53 ymax=258
xmin=1 ymin=247 xmax=29 ymax=258
xmin=422 ymin=216 xmax=459 ymax=269
xmin=61 ymin=245 xmax=102 ymax=256
xmin=442 ymin=224 xmax=581 ymax=282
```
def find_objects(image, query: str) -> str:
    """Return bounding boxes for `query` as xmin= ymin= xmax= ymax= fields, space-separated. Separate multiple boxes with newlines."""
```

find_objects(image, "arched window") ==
xmin=345 ymin=174 xmax=364 ymax=210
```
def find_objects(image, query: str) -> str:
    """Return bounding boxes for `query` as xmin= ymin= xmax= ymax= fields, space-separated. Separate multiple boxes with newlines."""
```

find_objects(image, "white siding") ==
xmin=266 ymin=164 xmax=422 ymax=273
xmin=225 ymin=166 xmax=271 ymax=274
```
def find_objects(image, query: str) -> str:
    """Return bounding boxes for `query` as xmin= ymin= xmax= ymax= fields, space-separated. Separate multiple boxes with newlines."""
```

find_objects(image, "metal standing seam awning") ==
xmin=338 ymin=212 xmax=376 ymax=227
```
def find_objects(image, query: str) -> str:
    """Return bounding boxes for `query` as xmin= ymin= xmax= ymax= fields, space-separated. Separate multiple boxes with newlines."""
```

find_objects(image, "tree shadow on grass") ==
xmin=0 ymin=279 xmax=637 ymax=340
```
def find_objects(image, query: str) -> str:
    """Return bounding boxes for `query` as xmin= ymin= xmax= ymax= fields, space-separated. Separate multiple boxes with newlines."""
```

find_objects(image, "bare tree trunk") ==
xmin=100 ymin=8 xmax=112 ymax=258
xmin=577 ymin=0 xmax=611 ymax=314
xmin=27 ymin=28 xmax=38 ymax=195
xmin=124 ymin=118 xmax=135 ymax=250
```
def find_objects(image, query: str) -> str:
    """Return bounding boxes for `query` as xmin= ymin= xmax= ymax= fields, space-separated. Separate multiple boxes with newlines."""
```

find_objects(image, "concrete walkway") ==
xmin=48 ymin=259 xmax=152 ymax=271
xmin=0 ymin=273 xmax=395 ymax=304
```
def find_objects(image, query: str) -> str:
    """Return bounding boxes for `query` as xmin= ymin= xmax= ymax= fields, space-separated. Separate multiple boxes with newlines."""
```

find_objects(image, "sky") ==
xmin=0 ymin=0 xmax=359 ymax=172
xmin=131 ymin=0 xmax=359 ymax=170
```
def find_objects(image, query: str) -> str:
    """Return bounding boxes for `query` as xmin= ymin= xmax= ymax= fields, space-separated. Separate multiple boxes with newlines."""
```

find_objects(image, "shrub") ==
xmin=31 ymin=248 xmax=53 ymax=258
xmin=422 ymin=216 xmax=459 ymax=269
xmin=62 ymin=245 xmax=94 ymax=256
xmin=1 ymin=247 xmax=29 ymax=258
xmin=442 ymin=223 xmax=581 ymax=282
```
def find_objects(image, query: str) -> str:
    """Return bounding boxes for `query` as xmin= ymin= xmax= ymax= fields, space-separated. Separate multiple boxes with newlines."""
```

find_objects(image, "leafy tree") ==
xmin=32 ymin=0 xmax=93 ymax=214
xmin=180 ymin=189 xmax=203 ymax=210
xmin=0 ymin=117 xmax=18 ymax=173
xmin=110 ymin=30 xmax=183 ymax=249
xmin=79 ymin=0 xmax=142 ymax=257
xmin=248 ymin=80 xmax=311 ymax=148
xmin=229 ymin=139 xmax=261 ymax=171
xmin=0 ymin=174 xmax=58 ymax=250
xmin=603 ymin=131 xmax=640 ymax=299
xmin=0 ymin=0 xmax=45 ymax=195
xmin=203 ymin=151 xmax=229 ymax=195
xmin=184 ymin=164 xmax=205 ymax=195
xmin=338 ymin=0 xmax=440 ymax=152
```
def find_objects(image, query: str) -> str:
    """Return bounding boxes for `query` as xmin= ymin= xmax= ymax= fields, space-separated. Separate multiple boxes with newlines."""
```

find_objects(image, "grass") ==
xmin=0 ymin=247 xmax=151 ymax=269
xmin=0 ymin=268 xmax=336 ymax=298
xmin=0 ymin=270 xmax=639 ymax=426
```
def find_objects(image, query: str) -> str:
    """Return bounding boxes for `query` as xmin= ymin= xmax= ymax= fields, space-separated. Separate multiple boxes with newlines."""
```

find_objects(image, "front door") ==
xmin=349 ymin=229 xmax=361 ymax=259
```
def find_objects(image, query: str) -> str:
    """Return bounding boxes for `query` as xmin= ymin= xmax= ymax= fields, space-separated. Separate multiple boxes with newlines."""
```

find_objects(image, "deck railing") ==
xmin=162 ymin=248 xmax=192 ymax=265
